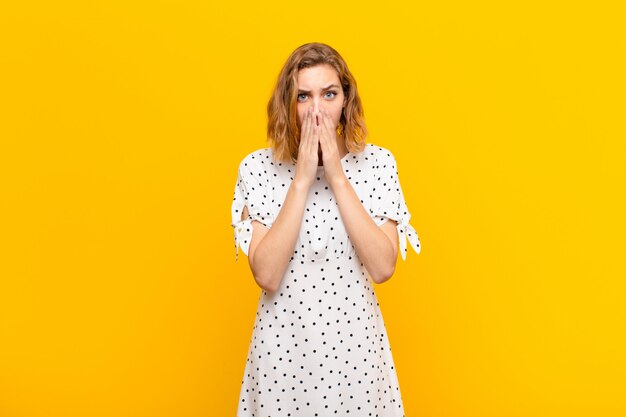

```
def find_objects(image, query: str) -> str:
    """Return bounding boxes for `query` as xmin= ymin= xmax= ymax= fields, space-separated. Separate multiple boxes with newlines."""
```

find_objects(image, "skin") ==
xmin=242 ymin=64 xmax=399 ymax=293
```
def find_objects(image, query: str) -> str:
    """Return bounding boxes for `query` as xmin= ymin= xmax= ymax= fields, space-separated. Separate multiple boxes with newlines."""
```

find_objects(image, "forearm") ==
xmin=330 ymin=176 xmax=396 ymax=283
xmin=250 ymin=180 xmax=309 ymax=292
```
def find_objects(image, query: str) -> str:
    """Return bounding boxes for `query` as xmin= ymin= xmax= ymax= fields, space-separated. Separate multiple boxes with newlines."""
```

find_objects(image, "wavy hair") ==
xmin=267 ymin=43 xmax=368 ymax=163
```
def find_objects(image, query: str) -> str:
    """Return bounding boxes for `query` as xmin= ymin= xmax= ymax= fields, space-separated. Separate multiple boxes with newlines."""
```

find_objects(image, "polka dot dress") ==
xmin=231 ymin=143 xmax=421 ymax=416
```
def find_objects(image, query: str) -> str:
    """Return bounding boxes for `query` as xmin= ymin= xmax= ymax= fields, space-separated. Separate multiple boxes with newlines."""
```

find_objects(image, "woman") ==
xmin=231 ymin=42 xmax=421 ymax=416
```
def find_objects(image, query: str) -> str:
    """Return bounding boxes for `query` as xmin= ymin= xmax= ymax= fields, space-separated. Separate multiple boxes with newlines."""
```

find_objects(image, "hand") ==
xmin=293 ymin=106 xmax=318 ymax=189
xmin=317 ymin=108 xmax=346 ymax=186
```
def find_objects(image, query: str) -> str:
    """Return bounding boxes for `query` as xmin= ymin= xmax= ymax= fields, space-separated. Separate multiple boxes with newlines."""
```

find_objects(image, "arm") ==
xmin=242 ymin=179 xmax=310 ymax=293
xmin=313 ymin=108 xmax=399 ymax=284
xmin=329 ymin=176 xmax=399 ymax=284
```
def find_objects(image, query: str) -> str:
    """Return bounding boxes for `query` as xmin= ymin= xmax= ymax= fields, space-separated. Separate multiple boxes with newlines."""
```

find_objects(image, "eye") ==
xmin=297 ymin=93 xmax=307 ymax=102
xmin=325 ymin=91 xmax=338 ymax=99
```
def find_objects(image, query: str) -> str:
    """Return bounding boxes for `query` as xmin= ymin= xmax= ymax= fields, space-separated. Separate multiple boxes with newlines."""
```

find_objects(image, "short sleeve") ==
xmin=231 ymin=154 xmax=275 ymax=261
xmin=370 ymin=149 xmax=422 ymax=260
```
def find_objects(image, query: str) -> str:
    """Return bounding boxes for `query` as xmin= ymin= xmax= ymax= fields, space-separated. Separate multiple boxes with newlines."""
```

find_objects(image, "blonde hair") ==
xmin=267 ymin=43 xmax=368 ymax=163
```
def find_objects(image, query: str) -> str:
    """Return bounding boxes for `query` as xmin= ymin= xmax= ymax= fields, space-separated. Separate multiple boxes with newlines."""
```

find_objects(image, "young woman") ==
xmin=231 ymin=42 xmax=421 ymax=416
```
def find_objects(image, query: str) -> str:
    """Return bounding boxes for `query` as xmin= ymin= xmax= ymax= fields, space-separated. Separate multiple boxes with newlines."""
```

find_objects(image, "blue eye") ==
xmin=297 ymin=91 xmax=337 ymax=102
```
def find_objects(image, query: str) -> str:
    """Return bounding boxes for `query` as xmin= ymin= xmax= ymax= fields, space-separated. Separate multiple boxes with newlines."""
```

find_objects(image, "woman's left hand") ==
xmin=317 ymin=108 xmax=346 ymax=186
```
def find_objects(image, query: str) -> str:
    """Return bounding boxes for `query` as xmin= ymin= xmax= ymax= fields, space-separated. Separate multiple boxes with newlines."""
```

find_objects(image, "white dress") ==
xmin=231 ymin=143 xmax=421 ymax=416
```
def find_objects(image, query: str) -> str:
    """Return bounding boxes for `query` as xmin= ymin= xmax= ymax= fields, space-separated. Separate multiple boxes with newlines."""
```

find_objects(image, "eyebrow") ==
xmin=297 ymin=84 xmax=340 ymax=93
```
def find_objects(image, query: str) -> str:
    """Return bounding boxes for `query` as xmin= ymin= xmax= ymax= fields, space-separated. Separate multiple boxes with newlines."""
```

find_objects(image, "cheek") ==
xmin=296 ymin=109 xmax=304 ymax=126
xmin=331 ymin=108 xmax=343 ymax=124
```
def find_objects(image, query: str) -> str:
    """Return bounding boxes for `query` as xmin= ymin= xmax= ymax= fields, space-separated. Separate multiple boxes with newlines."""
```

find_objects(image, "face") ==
xmin=295 ymin=64 xmax=346 ymax=131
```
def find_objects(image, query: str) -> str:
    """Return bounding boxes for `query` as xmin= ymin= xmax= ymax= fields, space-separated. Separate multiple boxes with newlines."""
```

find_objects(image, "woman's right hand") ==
xmin=293 ymin=106 xmax=319 ymax=189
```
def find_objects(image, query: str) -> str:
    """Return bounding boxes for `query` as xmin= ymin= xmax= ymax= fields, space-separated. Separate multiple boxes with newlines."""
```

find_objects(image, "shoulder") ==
xmin=364 ymin=143 xmax=398 ymax=166
xmin=237 ymin=147 xmax=274 ymax=172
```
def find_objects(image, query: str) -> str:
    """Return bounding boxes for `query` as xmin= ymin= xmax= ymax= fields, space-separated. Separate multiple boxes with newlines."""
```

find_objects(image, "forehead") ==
xmin=296 ymin=64 xmax=340 ymax=89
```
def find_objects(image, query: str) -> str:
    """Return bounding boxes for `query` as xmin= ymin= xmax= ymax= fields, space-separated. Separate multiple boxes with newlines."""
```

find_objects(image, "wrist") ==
xmin=328 ymin=173 xmax=349 ymax=190
xmin=292 ymin=177 xmax=312 ymax=192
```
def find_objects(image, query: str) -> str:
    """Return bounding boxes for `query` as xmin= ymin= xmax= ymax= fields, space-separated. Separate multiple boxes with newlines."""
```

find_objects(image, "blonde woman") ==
xmin=231 ymin=42 xmax=421 ymax=416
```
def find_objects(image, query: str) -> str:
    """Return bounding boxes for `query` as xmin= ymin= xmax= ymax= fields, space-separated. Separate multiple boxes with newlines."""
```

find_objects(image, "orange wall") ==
xmin=1 ymin=1 xmax=624 ymax=416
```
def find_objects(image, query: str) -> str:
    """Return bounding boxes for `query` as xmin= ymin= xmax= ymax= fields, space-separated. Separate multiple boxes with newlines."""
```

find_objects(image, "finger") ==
xmin=316 ymin=109 xmax=326 ymax=146
xmin=308 ymin=108 xmax=318 ymax=155
xmin=322 ymin=108 xmax=333 ymax=132
xmin=301 ymin=107 xmax=312 ymax=152
xmin=307 ymin=107 xmax=317 ymax=157
xmin=316 ymin=120 xmax=327 ymax=157
xmin=313 ymin=115 xmax=321 ymax=148
xmin=326 ymin=109 xmax=339 ymax=146
xmin=312 ymin=109 xmax=320 ymax=135
xmin=319 ymin=109 xmax=331 ymax=150
xmin=304 ymin=107 xmax=311 ymax=138
xmin=322 ymin=108 xmax=334 ymax=139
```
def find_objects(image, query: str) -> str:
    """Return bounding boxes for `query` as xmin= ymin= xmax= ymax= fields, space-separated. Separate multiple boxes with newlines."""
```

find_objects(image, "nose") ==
xmin=312 ymin=98 xmax=320 ymax=113
xmin=312 ymin=98 xmax=326 ymax=115
xmin=313 ymin=100 xmax=325 ymax=125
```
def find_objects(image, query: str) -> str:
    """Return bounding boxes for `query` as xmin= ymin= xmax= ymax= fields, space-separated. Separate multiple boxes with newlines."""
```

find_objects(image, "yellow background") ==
xmin=1 ymin=1 xmax=624 ymax=416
